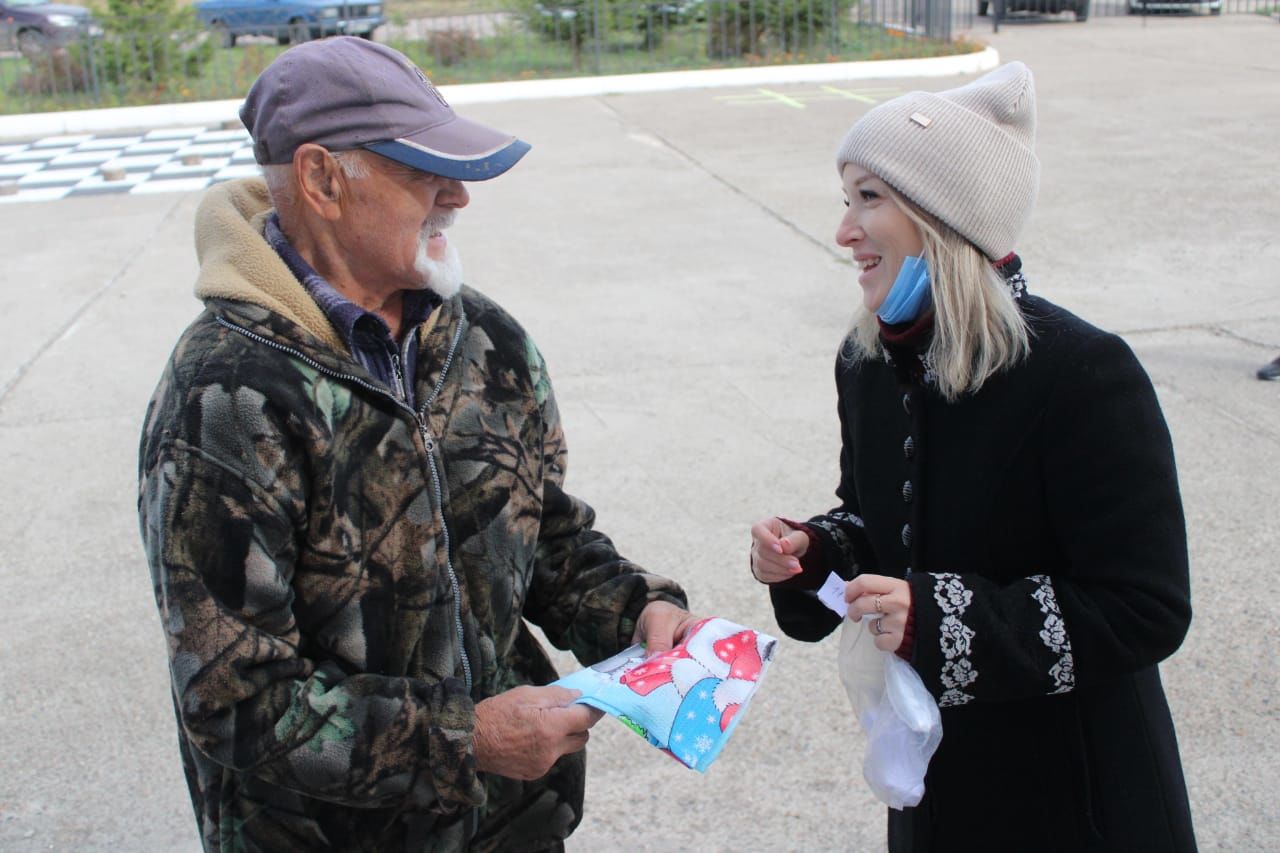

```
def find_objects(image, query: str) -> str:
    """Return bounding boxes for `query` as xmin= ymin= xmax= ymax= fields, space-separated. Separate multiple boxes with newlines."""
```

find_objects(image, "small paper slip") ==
xmin=817 ymin=571 xmax=849 ymax=617
xmin=553 ymin=617 xmax=777 ymax=772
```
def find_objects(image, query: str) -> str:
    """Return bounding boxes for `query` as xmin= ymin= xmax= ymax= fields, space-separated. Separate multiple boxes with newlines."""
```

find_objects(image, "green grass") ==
xmin=397 ymin=25 xmax=976 ymax=86
xmin=1 ymin=38 xmax=287 ymax=113
xmin=392 ymin=16 xmax=980 ymax=87
xmin=1 ymin=19 xmax=978 ymax=115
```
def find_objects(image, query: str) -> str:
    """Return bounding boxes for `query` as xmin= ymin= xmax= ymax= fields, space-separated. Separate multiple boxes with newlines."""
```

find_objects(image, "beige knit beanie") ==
xmin=836 ymin=61 xmax=1039 ymax=261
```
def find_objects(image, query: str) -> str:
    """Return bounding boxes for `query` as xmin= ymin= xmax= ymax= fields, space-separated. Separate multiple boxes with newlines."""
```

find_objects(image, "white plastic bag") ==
xmin=837 ymin=615 xmax=942 ymax=810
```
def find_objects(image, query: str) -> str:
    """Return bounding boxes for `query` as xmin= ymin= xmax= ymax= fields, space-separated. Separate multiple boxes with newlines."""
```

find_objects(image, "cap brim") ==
xmin=364 ymin=114 xmax=530 ymax=181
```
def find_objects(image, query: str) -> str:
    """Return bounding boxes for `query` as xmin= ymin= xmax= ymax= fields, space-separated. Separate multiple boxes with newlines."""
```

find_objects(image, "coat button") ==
xmin=902 ymin=481 xmax=913 ymax=503
xmin=903 ymin=436 xmax=915 ymax=459
xmin=901 ymin=524 xmax=913 ymax=548
xmin=902 ymin=392 xmax=912 ymax=414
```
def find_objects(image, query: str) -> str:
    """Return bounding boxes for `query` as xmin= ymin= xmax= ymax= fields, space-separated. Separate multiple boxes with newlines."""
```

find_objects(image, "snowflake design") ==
xmin=829 ymin=511 xmax=866 ymax=529
xmin=914 ymin=352 xmax=938 ymax=387
xmin=809 ymin=517 xmax=838 ymax=536
xmin=809 ymin=513 xmax=867 ymax=569
xmin=1039 ymin=614 xmax=1068 ymax=649
xmin=941 ymin=658 xmax=977 ymax=690
xmin=939 ymin=616 xmax=975 ymax=659
xmin=1005 ymin=269 xmax=1028 ymax=300
xmin=1049 ymin=658 xmax=1075 ymax=694
xmin=934 ymin=574 xmax=974 ymax=612
xmin=695 ymin=735 xmax=714 ymax=754
xmin=1029 ymin=574 xmax=1075 ymax=694
xmin=1031 ymin=583 xmax=1061 ymax=616
xmin=931 ymin=573 xmax=977 ymax=707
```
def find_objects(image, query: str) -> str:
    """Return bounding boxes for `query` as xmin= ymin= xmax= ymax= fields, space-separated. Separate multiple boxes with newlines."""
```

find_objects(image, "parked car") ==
xmin=1127 ymin=0 xmax=1220 ymax=14
xmin=0 ymin=0 xmax=100 ymax=55
xmin=977 ymin=0 xmax=1089 ymax=20
xmin=193 ymin=0 xmax=385 ymax=47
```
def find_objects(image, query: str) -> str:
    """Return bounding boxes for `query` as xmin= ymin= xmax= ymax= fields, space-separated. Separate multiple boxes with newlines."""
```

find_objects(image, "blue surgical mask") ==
xmin=876 ymin=255 xmax=932 ymax=325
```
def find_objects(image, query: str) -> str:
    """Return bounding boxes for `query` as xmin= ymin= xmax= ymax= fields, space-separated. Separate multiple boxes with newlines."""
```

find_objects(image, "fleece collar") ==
xmin=193 ymin=178 xmax=354 ymax=352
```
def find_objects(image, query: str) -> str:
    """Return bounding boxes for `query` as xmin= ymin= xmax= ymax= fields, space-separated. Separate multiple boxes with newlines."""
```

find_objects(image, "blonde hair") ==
xmin=843 ymin=188 xmax=1030 ymax=401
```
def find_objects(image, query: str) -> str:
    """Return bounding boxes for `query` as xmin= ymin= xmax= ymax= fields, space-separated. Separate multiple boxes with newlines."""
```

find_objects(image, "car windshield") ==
xmin=7 ymin=0 xmax=53 ymax=6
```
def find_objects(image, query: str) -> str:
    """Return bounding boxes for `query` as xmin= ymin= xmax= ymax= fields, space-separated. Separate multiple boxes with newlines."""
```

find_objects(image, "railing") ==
xmin=0 ymin=0 xmax=978 ymax=115
xmin=982 ymin=0 xmax=1277 ymax=27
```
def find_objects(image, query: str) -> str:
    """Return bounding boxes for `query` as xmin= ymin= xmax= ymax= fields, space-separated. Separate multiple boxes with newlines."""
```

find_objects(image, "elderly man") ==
xmin=138 ymin=37 xmax=694 ymax=851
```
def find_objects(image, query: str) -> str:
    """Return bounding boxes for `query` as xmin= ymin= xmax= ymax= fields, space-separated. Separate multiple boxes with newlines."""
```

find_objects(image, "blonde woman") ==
xmin=750 ymin=63 xmax=1196 ymax=851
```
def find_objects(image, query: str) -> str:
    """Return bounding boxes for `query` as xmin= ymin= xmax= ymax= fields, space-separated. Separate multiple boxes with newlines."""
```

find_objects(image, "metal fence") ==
xmin=2 ymin=0 xmax=1273 ymax=115
xmin=0 ymin=0 xmax=973 ymax=114
xmin=982 ymin=0 xmax=1276 ymax=26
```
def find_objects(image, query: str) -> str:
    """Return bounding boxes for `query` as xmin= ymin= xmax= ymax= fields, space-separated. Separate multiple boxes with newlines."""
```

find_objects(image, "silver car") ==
xmin=0 ymin=0 xmax=101 ymax=54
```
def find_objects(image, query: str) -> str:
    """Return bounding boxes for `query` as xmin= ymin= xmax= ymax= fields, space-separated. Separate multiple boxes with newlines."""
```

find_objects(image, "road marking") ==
xmin=714 ymin=86 xmax=901 ymax=108
xmin=819 ymin=85 xmax=882 ymax=104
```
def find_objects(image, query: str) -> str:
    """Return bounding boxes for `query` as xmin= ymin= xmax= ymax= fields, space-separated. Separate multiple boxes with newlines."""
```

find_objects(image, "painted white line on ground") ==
xmin=0 ymin=47 xmax=998 ymax=142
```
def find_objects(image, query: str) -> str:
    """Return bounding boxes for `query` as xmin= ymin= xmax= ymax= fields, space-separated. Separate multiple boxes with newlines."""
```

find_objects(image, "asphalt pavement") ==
xmin=0 ymin=13 xmax=1277 ymax=851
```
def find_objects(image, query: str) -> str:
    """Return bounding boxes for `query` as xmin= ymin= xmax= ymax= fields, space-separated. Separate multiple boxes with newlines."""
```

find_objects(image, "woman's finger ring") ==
xmin=874 ymin=594 xmax=883 ymax=614
xmin=873 ymin=618 xmax=886 ymax=636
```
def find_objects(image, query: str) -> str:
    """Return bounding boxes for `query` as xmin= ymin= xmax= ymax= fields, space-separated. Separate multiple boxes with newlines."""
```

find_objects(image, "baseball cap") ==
xmin=240 ymin=36 xmax=530 ymax=181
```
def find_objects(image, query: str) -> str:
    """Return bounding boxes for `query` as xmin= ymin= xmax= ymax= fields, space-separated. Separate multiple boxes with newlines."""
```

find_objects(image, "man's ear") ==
xmin=293 ymin=144 xmax=343 ymax=220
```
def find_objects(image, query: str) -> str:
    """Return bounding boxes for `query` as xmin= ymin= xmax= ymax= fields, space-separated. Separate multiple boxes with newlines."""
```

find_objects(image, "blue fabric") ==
xmin=877 ymin=255 xmax=932 ymax=325
xmin=265 ymin=213 xmax=438 ymax=404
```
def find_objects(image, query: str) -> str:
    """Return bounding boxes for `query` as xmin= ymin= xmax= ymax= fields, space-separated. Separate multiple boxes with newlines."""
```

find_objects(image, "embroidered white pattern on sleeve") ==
xmin=1029 ymin=574 xmax=1075 ymax=694
xmin=933 ymin=573 xmax=977 ymax=707
xmin=809 ymin=511 xmax=866 ymax=568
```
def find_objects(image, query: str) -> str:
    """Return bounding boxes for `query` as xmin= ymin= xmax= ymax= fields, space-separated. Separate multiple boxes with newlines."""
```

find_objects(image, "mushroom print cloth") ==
xmin=554 ymin=617 xmax=777 ymax=772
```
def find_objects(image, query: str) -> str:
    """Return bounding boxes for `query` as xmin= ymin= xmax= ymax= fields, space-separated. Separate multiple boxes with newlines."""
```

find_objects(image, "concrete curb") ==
xmin=0 ymin=46 xmax=997 ymax=140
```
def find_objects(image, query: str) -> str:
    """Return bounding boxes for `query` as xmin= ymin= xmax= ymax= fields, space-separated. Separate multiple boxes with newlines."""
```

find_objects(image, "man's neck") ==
xmin=281 ymin=218 xmax=407 ymax=340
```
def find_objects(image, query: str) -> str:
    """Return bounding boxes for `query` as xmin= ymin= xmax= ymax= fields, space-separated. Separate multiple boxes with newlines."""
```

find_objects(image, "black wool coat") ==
xmin=771 ymin=296 xmax=1196 ymax=852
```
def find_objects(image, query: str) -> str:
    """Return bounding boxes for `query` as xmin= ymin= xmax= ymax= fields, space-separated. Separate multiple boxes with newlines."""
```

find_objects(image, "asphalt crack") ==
xmin=0 ymin=195 xmax=189 ymax=410
xmin=597 ymin=97 xmax=842 ymax=262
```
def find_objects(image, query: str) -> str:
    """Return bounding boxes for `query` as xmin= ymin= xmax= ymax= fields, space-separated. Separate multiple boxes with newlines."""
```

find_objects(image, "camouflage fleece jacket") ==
xmin=137 ymin=178 xmax=687 ymax=852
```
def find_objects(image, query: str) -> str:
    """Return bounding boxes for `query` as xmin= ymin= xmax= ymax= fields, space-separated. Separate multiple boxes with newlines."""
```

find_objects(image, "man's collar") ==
xmin=264 ymin=213 xmax=439 ymax=347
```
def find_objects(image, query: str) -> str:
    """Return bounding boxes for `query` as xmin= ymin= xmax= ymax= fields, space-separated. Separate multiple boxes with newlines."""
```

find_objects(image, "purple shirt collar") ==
xmin=264 ymin=213 xmax=439 ymax=346
xmin=264 ymin=213 xmax=440 ymax=403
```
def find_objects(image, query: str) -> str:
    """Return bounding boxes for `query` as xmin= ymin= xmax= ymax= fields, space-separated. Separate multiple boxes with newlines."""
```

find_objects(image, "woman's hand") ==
xmin=846 ymin=574 xmax=911 ymax=652
xmin=749 ymin=517 xmax=808 ymax=584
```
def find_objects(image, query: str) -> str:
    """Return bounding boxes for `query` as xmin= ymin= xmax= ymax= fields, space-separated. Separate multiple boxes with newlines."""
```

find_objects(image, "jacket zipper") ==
xmin=390 ymin=351 xmax=407 ymax=401
xmin=391 ymin=330 xmax=415 ymax=403
xmin=216 ymin=315 xmax=474 ymax=693
xmin=416 ymin=321 xmax=471 ymax=692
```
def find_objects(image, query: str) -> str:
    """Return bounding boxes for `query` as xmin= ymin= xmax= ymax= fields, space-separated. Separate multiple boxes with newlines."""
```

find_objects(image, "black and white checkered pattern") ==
xmin=0 ymin=125 xmax=260 ymax=204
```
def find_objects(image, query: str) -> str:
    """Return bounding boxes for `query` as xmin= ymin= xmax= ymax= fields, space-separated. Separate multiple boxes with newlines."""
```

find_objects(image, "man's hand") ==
xmin=473 ymin=685 xmax=604 ymax=781
xmin=631 ymin=600 xmax=701 ymax=654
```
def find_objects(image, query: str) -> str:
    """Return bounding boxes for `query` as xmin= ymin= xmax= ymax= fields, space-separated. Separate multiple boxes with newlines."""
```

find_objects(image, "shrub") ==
xmin=520 ymin=0 xmax=697 ymax=59
xmin=90 ymin=0 xmax=214 ymax=96
xmin=13 ymin=47 xmax=91 ymax=96
xmin=706 ymin=0 xmax=855 ymax=58
xmin=426 ymin=29 xmax=484 ymax=66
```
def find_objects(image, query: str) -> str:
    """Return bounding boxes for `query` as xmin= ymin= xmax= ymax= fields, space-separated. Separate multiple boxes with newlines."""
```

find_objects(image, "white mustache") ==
xmin=424 ymin=210 xmax=457 ymax=234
